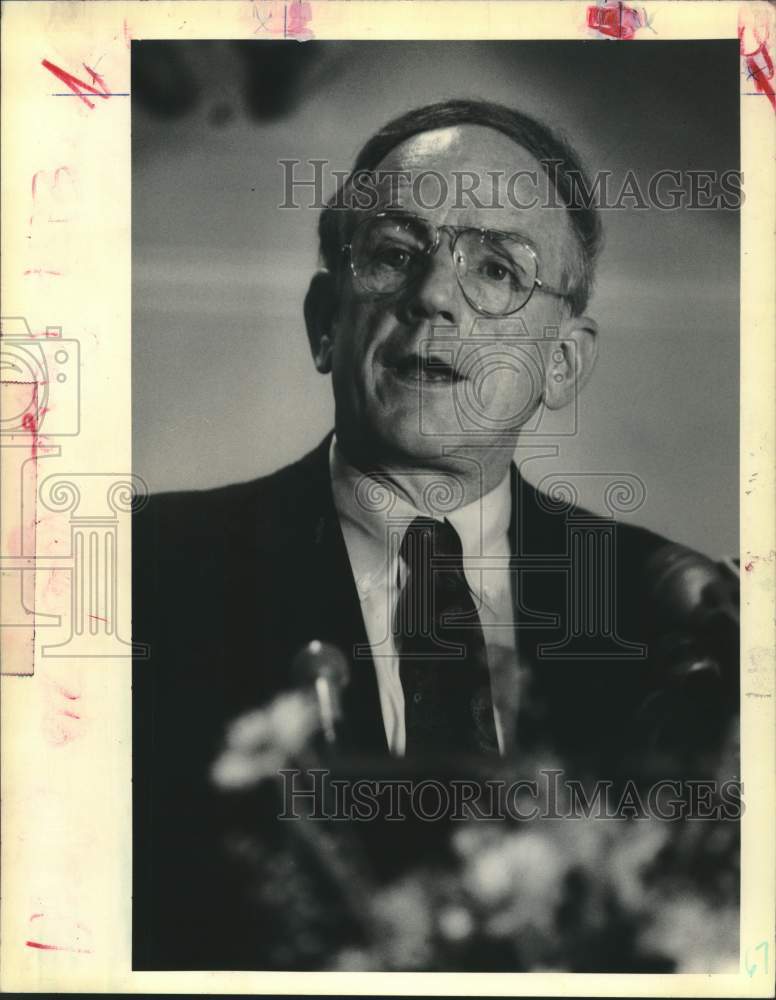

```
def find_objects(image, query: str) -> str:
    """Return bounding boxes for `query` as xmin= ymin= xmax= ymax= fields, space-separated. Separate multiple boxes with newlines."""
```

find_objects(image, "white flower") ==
xmin=372 ymin=879 xmax=435 ymax=969
xmin=210 ymin=690 xmax=320 ymax=790
xmin=438 ymin=905 xmax=474 ymax=942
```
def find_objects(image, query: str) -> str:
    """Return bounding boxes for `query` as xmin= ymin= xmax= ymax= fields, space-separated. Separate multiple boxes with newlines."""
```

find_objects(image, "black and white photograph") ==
xmin=130 ymin=37 xmax=745 ymax=974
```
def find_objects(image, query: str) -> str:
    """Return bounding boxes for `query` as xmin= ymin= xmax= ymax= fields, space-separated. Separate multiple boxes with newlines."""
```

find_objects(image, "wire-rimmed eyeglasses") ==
xmin=342 ymin=211 xmax=568 ymax=317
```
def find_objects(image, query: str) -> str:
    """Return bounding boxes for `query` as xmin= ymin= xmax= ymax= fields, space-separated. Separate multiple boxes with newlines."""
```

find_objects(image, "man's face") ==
xmin=325 ymin=124 xmax=581 ymax=468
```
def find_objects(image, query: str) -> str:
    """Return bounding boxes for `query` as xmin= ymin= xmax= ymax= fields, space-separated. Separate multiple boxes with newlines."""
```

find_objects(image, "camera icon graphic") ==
xmin=417 ymin=317 xmax=578 ymax=440
xmin=1 ymin=317 xmax=83 ymax=674
xmin=0 ymin=316 xmax=80 ymax=437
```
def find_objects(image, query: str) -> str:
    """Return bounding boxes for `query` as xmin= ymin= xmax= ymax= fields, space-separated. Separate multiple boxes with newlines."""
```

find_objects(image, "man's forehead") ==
xmin=368 ymin=123 xmax=574 ymax=264
xmin=374 ymin=124 xmax=546 ymax=177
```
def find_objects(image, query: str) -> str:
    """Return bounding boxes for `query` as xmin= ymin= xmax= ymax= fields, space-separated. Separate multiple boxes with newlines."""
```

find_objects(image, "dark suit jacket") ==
xmin=132 ymin=433 xmax=734 ymax=969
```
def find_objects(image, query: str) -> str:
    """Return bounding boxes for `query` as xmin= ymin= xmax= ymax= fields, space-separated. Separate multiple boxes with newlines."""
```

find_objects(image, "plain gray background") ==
xmin=132 ymin=40 xmax=739 ymax=559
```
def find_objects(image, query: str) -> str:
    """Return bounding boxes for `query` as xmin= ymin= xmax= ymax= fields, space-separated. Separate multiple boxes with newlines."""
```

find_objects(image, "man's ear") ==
xmin=543 ymin=315 xmax=599 ymax=410
xmin=304 ymin=270 xmax=340 ymax=374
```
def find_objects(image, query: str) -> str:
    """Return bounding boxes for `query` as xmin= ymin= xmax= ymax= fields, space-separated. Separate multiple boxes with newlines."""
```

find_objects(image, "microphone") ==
xmin=643 ymin=543 xmax=739 ymax=687
xmin=292 ymin=640 xmax=350 ymax=745
xmin=635 ymin=543 xmax=739 ymax=758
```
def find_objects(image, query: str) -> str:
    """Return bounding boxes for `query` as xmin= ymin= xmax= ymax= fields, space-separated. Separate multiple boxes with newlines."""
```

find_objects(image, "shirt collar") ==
xmin=330 ymin=435 xmax=512 ymax=599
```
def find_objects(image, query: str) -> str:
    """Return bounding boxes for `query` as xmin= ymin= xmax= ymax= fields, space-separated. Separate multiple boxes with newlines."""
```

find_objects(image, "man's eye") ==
xmin=478 ymin=255 xmax=532 ymax=290
xmin=374 ymin=245 xmax=414 ymax=270
xmin=481 ymin=260 xmax=509 ymax=282
xmin=479 ymin=258 xmax=517 ymax=283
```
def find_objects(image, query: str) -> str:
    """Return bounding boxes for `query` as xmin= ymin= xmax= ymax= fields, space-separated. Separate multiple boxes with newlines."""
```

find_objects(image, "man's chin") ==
xmin=368 ymin=415 xmax=468 ymax=466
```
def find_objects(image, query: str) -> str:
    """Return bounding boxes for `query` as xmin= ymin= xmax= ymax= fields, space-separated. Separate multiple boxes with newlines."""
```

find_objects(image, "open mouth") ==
xmin=387 ymin=353 xmax=466 ymax=386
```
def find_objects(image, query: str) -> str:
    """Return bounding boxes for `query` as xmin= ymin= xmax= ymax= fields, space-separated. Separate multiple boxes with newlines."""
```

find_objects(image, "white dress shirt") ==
xmin=330 ymin=436 xmax=520 ymax=756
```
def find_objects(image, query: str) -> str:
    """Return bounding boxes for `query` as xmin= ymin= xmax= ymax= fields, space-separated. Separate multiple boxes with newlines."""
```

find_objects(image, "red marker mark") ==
xmin=41 ymin=59 xmax=111 ymax=109
xmin=744 ymin=550 xmax=776 ymax=573
xmin=32 ymin=166 xmax=73 ymax=202
xmin=23 ymin=269 xmax=62 ymax=277
xmin=29 ymin=167 xmax=76 ymax=235
xmin=42 ymin=673 xmax=87 ymax=745
xmin=740 ymin=7 xmax=776 ymax=112
xmin=88 ymin=614 xmax=108 ymax=623
xmin=22 ymin=408 xmax=40 ymax=461
xmin=741 ymin=36 xmax=776 ymax=111
xmin=42 ymin=714 xmax=81 ymax=746
xmin=44 ymin=676 xmax=82 ymax=701
xmin=26 ymin=940 xmax=93 ymax=954
xmin=587 ymin=1 xmax=647 ymax=39
xmin=26 ymin=914 xmax=93 ymax=954
xmin=286 ymin=1 xmax=313 ymax=39
xmin=251 ymin=1 xmax=313 ymax=39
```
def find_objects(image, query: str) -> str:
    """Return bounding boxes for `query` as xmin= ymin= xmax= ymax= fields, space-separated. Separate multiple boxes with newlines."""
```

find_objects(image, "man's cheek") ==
xmin=456 ymin=346 xmax=544 ymax=430
xmin=338 ymin=301 xmax=379 ymax=351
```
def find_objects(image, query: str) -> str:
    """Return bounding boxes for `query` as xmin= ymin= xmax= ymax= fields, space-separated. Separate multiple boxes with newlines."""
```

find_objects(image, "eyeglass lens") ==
xmin=349 ymin=215 xmax=539 ymax=316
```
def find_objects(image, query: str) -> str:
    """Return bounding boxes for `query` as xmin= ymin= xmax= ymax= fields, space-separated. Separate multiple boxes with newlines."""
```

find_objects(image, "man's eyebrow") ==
xmin=481 ymin=226 xmax=539 ymax=251
xmin=357 ymin=209 xmax=542 ymax=251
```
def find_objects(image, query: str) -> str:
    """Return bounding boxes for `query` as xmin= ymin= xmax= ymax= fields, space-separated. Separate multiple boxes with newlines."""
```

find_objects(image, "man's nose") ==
xmin=400 ymin=240 xmax=462 ymax=326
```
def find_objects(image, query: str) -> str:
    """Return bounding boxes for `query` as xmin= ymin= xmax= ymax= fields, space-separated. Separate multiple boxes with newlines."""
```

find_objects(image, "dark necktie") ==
xmin=394 ymin=516 xmax=499 ymax=756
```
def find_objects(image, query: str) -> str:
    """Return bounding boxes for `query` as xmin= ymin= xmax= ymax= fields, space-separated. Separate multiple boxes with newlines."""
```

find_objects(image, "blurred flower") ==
xmin=450 ymin=820 xmax=503 ymax=860
xmin=464 ymin=831 xmax=567 ymax=912
xmin=638 ymin=896 xmax=738 ymax=972
xmin=608 ymin=819 xmax=671 ymax=910
xmin=329 ymin=946 xmax=377 ymax=970
xmin=210 ymin=690 xmax=319 ymax=790
xmin=218 ymin=739 xmax=740 ymax=972
xmin=371 ymin=877 xmax=435 ymax=969
xmin=437 ymin=905 xmax=474 ymax=943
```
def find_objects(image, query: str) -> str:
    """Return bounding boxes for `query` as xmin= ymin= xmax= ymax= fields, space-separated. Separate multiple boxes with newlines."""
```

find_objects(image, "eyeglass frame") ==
xmin=341 ymin=210 xmax=570 ymax=318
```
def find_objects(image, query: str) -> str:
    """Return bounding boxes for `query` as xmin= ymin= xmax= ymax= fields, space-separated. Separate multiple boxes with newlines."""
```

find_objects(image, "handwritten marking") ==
xmin=745 ymin=939 xmax=770 ymax=976
xmin=26 ymin=914 xmax=93 ymax=954
xmin=742 ymin=43 xmax=776 ymax=109
xmin=47 ymin=678 xmax=81 ymax=701
xmin=25 ymin=940 xmax=91 ymax=953
xmin=41 ymin=59 xmax=112 ymax=109
xmin=286 ymin=1 xmax=313 ymax=39
xmin=586 ymin=1 xmax=649 ymax=40
xmin=740 ymin=9 xmax=776 ymax=111
xmin=251 ymin=1 xmax=313 ymax=39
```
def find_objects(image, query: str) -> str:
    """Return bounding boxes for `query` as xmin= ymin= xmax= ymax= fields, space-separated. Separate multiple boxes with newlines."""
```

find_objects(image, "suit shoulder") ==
xmin=520 ymin=475 xmax=671 ymax=556
xmin=133 ymin=437 xmax=331 ymax=544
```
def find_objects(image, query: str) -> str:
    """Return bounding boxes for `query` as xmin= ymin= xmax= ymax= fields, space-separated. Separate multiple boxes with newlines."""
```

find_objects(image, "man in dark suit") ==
xmin=133 ymin=99 xmax=737 ymax=968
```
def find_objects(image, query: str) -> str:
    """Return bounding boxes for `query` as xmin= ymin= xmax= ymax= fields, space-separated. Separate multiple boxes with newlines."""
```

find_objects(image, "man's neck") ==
xmin=333 ymin=436 xmax=514 ymax=516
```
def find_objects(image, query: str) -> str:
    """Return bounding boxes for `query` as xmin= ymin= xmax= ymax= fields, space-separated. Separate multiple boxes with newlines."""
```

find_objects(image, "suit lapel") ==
xmin=260 ymin=436 xmax=388 ymax=756
xmin=311 ymin=505 xmax=389 ymax=755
